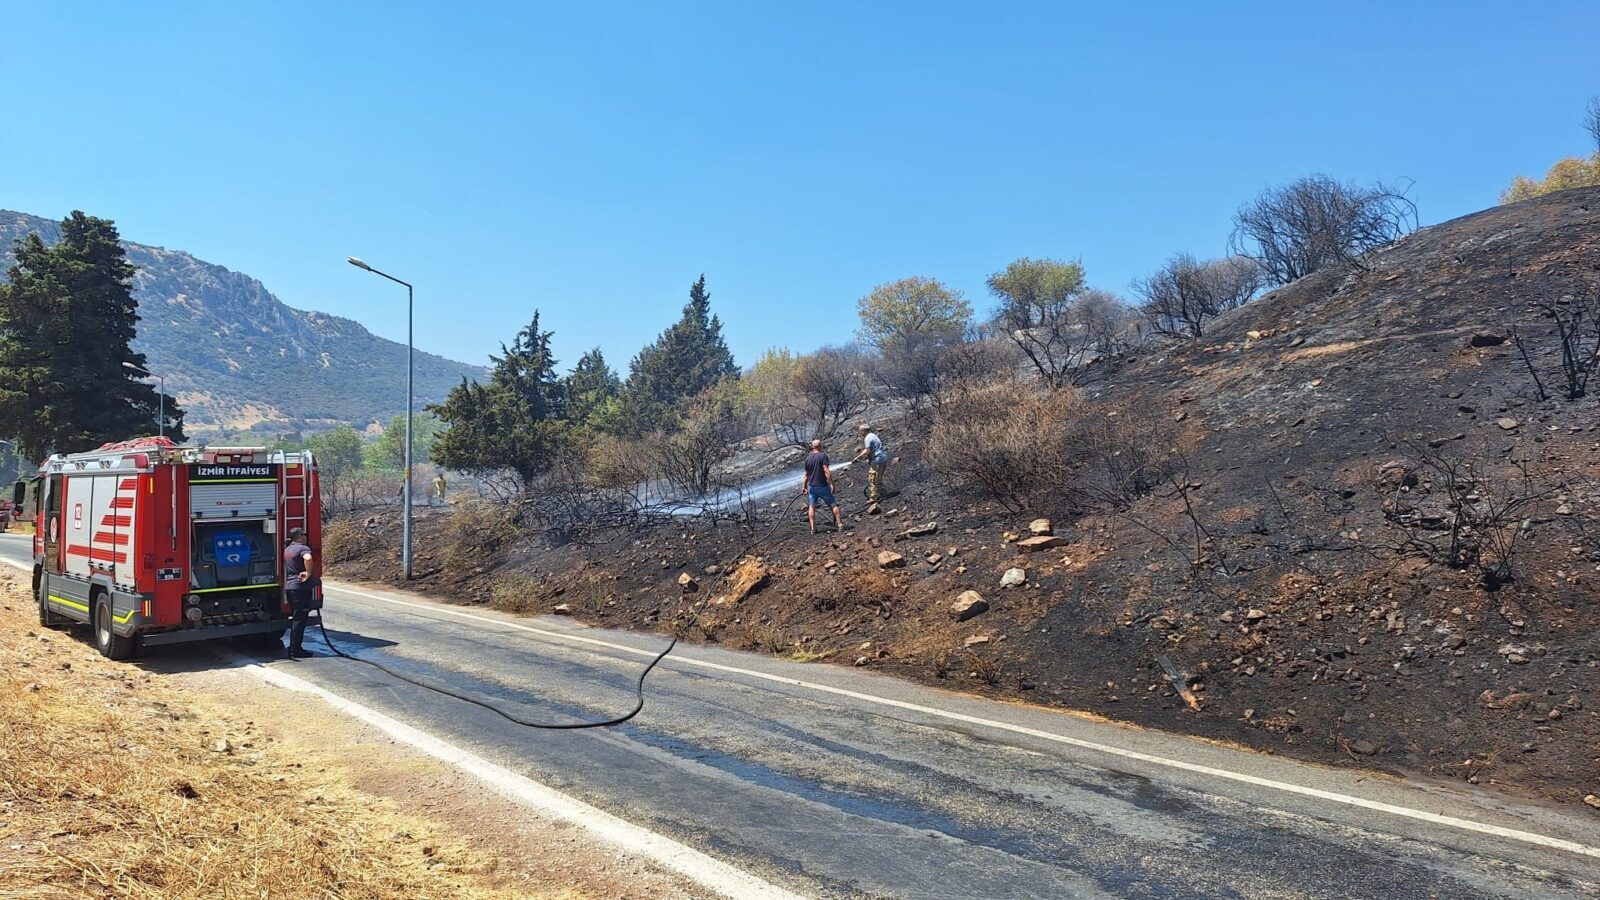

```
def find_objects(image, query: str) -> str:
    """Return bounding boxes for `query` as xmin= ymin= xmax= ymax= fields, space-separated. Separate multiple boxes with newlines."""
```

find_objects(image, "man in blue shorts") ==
xmin=801 ymin=439 xmax=845 ymax=534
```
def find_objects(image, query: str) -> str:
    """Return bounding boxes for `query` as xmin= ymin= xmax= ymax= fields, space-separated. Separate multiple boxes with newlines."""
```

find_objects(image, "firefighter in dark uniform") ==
xmin=283 ymin=527 xmax=318 ymax=658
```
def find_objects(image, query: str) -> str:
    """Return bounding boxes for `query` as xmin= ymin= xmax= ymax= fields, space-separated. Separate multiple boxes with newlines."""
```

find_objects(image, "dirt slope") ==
xmin=336 ymin=187 xmax=1600 ymax=807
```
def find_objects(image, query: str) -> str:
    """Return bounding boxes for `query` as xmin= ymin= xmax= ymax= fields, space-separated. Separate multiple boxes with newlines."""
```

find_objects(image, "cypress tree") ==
xmin=563 ymin=347 xmax=621 ymax=425
xmin=430 ymin=311 xmax=568 ymax=490
xmin=0 ymin=211 xmax=183 ymax=459
xmin=622 ymin=275 xmax=738 ymax=432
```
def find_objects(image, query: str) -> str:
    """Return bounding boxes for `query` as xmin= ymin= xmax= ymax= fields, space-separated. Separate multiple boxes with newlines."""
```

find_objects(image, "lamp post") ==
xmin=122 ymin=362 xmax=165 ymax=439
xmin=347 ymin=256 xmax=414 ymax=580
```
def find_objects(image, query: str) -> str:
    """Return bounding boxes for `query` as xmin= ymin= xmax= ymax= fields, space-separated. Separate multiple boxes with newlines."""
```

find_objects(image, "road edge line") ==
xmin=208 ymin=645 xmax=805 ymax=900
xmin=10 ymin=554 xmax=1596 ymax=863
xmin=328 ymin=579 xmax=1600 ymax=861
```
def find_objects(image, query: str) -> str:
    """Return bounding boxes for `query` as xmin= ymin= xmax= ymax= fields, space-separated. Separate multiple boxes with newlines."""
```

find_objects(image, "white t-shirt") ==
xmin=864 ymin=433 xmax=887 ymax=464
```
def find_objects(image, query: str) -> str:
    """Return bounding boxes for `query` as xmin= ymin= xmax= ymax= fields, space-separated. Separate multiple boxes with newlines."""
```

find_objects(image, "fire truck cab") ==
xmin=14 ymin=438 xmax=321 ymax=660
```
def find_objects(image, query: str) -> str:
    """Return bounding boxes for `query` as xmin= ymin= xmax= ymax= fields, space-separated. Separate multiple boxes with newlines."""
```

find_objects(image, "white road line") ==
xmin=0 ymin=555 xmax=798 ymax=896
xmin=327 ymin=581 xmax=1600 ymax=861
xmin=8 ymin=553 xmax=1596 ymax=863
xmin=210 ymin=646 xmax=805 ymax=900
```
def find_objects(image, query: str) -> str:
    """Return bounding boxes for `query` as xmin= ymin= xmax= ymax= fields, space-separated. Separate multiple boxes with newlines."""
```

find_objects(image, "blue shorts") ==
xmin=808 ymin=485 xmax=837 ymax=508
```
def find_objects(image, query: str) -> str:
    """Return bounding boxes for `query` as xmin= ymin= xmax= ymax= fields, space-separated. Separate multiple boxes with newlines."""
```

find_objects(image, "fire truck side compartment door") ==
xmin=43 ymin=475 xmax=64 ymax=573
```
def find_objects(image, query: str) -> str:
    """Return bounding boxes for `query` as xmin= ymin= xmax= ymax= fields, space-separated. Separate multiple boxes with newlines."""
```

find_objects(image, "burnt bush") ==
xmin=440 ymin=502 xmax=522 ymax=573
xmin=487 ymin=573 xmax=544 ymax=614
xmin=927 ymin=382 xmax=1083 ymax=513
xmin=321 ymin=518 xmax=367 ymax=565
xmin=1231 ymin=175 xmax=1416 ymax=284
xmin=927 ymin=383 xmax=1180 ymax=514
xmin=1378 ymin=446 xmax=1564 ymax=590
xmin=1508 ymin=278 xmax=1600 ymax=401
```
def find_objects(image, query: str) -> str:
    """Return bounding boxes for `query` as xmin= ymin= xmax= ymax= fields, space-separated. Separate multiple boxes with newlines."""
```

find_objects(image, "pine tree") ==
xmin=429 ymin=311 xmax=568 ymax=490
xmin=0 ymin=212 xmax=183 ymax=459
xmin=622 ymin=275 xmax=738 ymax=433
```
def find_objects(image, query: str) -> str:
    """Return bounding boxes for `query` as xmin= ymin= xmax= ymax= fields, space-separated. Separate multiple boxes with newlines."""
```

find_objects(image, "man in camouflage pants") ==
xmin=853 ymin=423 xmax=889 ymax=508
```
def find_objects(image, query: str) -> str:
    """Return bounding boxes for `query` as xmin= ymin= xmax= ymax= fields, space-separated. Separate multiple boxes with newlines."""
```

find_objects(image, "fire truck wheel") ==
xmin=36 ymin=573 xmax=69 ymax=630
xmin=93 ymin=594 xmax=139 ymax=661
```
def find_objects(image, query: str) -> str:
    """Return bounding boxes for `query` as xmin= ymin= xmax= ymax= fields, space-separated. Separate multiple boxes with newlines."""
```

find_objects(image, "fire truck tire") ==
xmin=92 ymin=593 xmax=139 ymax=661
xmin=36 ymin=572 xmax=69 ymax=630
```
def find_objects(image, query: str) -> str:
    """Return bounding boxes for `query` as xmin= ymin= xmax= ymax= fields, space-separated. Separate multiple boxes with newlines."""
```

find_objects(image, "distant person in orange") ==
xmin=800 ymin=439 xmax=845 ymax=534
xmin=433 ymin=472 xmax=447 ymax=507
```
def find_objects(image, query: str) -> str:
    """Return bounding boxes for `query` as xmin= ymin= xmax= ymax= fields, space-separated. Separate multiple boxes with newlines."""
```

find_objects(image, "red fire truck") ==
xmin=13 ymin=438 xmax=322 ymax=659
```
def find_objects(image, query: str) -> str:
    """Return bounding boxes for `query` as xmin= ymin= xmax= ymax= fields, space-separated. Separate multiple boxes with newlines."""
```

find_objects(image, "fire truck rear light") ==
xmin=142 ymin=600 xmax=151 ymax=617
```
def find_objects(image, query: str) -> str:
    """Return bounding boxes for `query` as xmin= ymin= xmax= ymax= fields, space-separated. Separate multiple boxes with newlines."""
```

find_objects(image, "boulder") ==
xmin=1469 ymin=333 xmax=1506 ymax=348
xmin=553 ymin=603 xmax=573 ymax=615
xmin=950 ymin=591 xmax=989 ymax=621
xmin=1015 ymin=535 xmax=1065 ymax=553
xmin=1027 ymin=518 xmax=1053 ymax=536
xmin=712 ymin=558 xmax=771 ymax=606
xmin=677 ymin=573 xmax=699 ymax=592
xmin=1000 ymin=567 xmax=1027 ymax=588
xmin=901 ymin=522 xmax=939 ymax=538
xmin=1497 ymin=417 xmax=1519 ymax=431
xmin=877 ymin=551 xmax=907 ymax=569
xmin=963 ymin=634 xmax=992 ymax=648
xmin=926 ymin=553 xmax=943 ymax=565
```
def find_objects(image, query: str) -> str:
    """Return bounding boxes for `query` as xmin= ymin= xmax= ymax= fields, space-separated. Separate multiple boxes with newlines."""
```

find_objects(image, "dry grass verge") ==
xmin=0 ymin=580 xmax=524 ymax=899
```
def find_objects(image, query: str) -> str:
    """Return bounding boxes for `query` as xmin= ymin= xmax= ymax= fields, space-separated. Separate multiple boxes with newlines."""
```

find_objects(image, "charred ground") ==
xmin=335 ymin=187 xmax=1600 ymax=806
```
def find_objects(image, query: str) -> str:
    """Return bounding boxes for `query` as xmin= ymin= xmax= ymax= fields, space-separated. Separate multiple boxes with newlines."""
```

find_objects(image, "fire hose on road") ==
xmin=309 ymin=491 xmax=815 ymax=729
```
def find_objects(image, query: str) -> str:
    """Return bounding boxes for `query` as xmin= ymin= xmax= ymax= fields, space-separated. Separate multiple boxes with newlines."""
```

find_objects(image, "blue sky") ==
xmin=3 ymin=2 xmax=1597 ymax=373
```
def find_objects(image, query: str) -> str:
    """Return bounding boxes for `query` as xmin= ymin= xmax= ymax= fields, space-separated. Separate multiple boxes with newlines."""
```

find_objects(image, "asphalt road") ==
xmin=6 ymin=533 xmax=1599 ymax=899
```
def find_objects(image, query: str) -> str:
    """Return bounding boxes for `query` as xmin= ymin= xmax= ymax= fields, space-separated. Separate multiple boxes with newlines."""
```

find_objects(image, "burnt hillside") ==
xmin=338 ymin=187 xmax=1600 ymax=803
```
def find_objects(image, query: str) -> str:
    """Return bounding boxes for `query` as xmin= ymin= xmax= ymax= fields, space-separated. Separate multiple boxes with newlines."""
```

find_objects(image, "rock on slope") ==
xmin=0 ymin=210 xmax=485 ymax=435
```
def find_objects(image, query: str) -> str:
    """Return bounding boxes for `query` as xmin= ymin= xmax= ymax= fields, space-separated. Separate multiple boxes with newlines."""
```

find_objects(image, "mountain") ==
xmin=0 ymin=210 xmax=486 ymax=436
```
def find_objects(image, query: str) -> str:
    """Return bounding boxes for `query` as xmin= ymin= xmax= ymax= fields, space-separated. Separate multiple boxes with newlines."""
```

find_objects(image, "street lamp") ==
xmin=347 ymin=256 xmax=415 ymax=580
xmin=123 ymin=362 xmax=165 ymax=439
